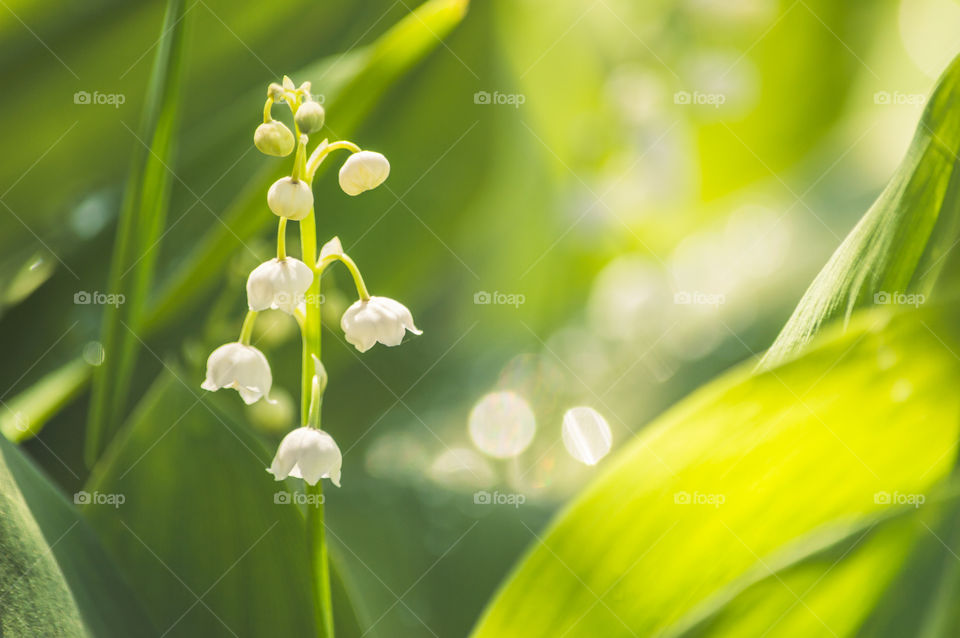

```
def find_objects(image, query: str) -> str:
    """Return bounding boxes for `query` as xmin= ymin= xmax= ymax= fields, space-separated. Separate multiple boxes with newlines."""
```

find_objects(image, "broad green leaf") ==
xmin=86 ymin=0 xmax=189 ymax=465
xmin=762 ymin=53 xmax=960 ymax=366
xmin=470 ymin=307 xmax=960 ymax=638
xmin=0 ymin=434 xmax=156 ymax=637
xmin=83 ymin=368 xmax=363 ymax=638
xmin=668 ymin=492 xmax=960 ymax=638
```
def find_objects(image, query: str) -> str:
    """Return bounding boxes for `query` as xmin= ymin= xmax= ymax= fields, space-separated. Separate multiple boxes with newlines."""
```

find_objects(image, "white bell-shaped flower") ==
xmin=246 ymin=257 xmax=314 ymax=314
xmin=268 ymin=177 xmax=313 ymax=220
xmin=201 ymin=342 xmax=274 ymax=404
xmin=341 ymin=296 xmax=422 ymax=352
xmin=268 ymin=426 xmax=342 ymax=486
xmin=338 ymin=151 xmax=390 ymax=196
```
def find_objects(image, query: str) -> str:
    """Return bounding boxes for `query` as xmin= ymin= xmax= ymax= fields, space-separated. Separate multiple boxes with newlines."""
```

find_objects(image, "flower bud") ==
xmin=338 ymin=151 xmax=390 ymax=196
xmin=295 ymin=101 xmax=325 ymax=134
xmin=267 ymin=177 xmax=313 ymax=220
xmin=254 ymin=121 xmax=295 ymax=157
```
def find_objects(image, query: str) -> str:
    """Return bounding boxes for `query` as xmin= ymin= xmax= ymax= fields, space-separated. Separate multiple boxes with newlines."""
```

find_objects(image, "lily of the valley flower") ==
xmin=341 ymin=296 xmax=421 ymax=352
xmin=201 ymin=343 xmax=274 ymax=404
xmin=247 ymin=257 xmax=314 ymax=314
xmin=338 ymin=151 xmax=390 ymax=196
xmin=268 ymin=426 xmax=342 ymax=486
xmin=268 ymin=177 xmax=313 ymax=220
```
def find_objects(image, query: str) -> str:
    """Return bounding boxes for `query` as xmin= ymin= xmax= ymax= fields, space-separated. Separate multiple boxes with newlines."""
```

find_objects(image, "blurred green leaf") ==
xmin=86 ymin=0 xmax=189 ymax=466
xmin=83 ymin=368 xmax=362 ymax=638
xmin=1 ymin=357 xmax=90 ymax=443
xmin=470 ymin=307 xmax=960 ymax=637
xmin=0 ymin=434 xmax=156 ymax=637
xmin=762 ymin=54 xmax=960 ymax=366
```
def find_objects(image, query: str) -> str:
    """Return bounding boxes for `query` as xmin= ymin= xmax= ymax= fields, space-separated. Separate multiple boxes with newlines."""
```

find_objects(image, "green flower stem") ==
xmin=305 ymin=484 xmax=334 ymax=638
xmin=317 ymin=253 xmax=371 ymax=301
xmin=238 ymin=310 xmax=258 ymax=345
xmin=277 ymin=218 xmax=287 ymax=260
xmin=262 ymin=97 xmax=274 ymax=123
xmin=306 ymin=140 xmax=361 ymax=181
xmin=298 ymin=164 xmax=334 ymax=637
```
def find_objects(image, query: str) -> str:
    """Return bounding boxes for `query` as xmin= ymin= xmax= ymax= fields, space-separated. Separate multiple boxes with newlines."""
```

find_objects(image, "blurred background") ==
xmin=2 ymin=0 xmax=960 ymax=635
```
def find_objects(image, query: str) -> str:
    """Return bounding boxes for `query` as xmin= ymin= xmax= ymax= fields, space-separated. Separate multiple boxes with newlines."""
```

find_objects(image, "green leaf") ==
xmin=762 ymin=53 xmax=960 ymax=366
xmin=83 ymin=368 xmax=363 ymax=638
xmin=0 ymin=434 xmax=157 ymax=637
xmin=1 ymin=357 xmax=90 ymax=443
xmin=469 ymin=306 xmax=960 ymax=638
xmin=86 ymin=0 xmax=190 ymax=465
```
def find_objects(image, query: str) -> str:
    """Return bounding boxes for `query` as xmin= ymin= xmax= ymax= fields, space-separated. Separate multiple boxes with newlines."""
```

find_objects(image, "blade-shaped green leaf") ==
xmin=83 ymin=368 xmax=363 ymax=638
xmin=469 ymin=306 xmax=960 ymax=638
xmin=86 ymin=0 xmax=189 ymax=465
xmin=1 ymin=357 xmax=89 ymax=443
xmin=0 ymin=434 xmax=157 ymax=637
xmin=762 ymin=54 xmax=960 ymax=366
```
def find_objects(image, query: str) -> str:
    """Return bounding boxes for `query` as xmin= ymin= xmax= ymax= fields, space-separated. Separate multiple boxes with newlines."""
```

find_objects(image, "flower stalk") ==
xmin=200 ymin=75 xmax=420 ymax=638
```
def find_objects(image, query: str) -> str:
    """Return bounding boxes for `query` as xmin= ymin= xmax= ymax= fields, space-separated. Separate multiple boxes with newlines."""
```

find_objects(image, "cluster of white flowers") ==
xmin=201 ymin=76 xmax=420 ymax=488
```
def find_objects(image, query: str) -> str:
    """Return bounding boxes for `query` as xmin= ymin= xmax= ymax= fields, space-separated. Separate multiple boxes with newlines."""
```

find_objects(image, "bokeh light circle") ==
xmin=468 ymin=391 xmax=536 ymax=459
xmin=562 ymin=407 xmax=612 ymax=466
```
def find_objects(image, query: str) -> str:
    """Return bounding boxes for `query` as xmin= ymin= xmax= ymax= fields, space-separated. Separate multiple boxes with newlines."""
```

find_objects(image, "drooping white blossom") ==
xmin=246 ymin=257 xmax=314 ymax=314
xmin=340 ymin=296 xmax=421 ymax=352
xmin=338 ymin=151 xmax=390 ymax=196
xmin=201 ymin=342 xmax=274 ymax=405
xmin=267 ymin=426 xmax=342 ymax=486
xmin=268 ymin=177 xmax=313 ymax=220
